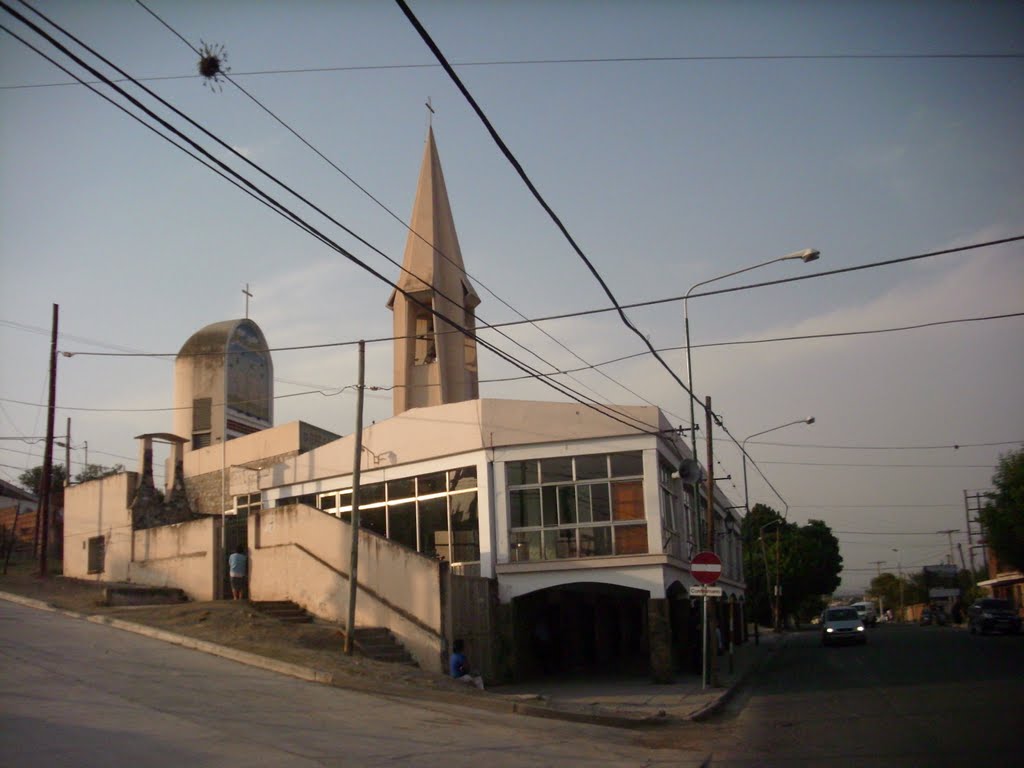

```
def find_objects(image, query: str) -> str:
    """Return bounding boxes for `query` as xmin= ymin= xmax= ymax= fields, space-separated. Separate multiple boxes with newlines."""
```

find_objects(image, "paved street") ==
xmin=697 ymin=622 xmax=1024 ymax=766
xmin=0 ymin=602 xmax=702 ymax=767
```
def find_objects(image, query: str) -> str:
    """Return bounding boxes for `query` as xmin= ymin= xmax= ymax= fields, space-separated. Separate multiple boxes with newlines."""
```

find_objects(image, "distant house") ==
xmin=0 ymin=478 xmax=39 ymax=554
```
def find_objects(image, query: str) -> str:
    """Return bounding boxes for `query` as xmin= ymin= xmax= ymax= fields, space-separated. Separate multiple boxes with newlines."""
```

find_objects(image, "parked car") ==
xmin=968 ymin=598 xmax=1022 ymax=635
xmin=821 ymin=607 xmax=867 ymax=646
xmin=919 ymin=607 xmax=933 ymax=626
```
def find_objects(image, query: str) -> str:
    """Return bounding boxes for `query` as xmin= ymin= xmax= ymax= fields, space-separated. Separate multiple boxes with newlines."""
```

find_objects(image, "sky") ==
xmin=1 ymin=0 xmax=1022 ymax=592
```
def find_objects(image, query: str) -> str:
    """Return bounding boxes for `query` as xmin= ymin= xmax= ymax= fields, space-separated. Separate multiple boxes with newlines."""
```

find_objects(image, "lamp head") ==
xmin=780 ymin=248 xmax=820 ymax=263
xmin=805 ymin=416 xmax=816 ymax=425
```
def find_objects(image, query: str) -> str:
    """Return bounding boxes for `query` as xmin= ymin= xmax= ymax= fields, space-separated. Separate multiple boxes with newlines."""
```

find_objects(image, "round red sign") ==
xmin=692 ymin=550 xmax=722 ymax=585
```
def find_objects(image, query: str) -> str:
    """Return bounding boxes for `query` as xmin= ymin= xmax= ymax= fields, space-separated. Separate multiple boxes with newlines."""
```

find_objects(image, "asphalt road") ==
xmin=705 ymin=622 xmax=1024 ymax=767
xmin=0 ymin=601 xmax=704 ymax=767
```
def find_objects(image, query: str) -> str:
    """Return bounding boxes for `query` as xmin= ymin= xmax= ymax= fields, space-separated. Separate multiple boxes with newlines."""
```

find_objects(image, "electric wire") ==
xmin=2 ymin=1 xmax=661 ymax=438
xmin=132 ymin=2 xmax=672 ymax=426
xmin=5 ymin=50 xmax=1023 ymax=90
xmin=394 ymin=0 xmax=704 ymax=422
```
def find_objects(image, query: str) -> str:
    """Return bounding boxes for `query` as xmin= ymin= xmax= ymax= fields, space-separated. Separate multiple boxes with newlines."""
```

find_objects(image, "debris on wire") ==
xmin=197 ymin=40 xmax=230 ymax=91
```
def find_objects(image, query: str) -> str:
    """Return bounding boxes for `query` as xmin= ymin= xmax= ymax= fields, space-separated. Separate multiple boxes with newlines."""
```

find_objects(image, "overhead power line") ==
xmin=761 ymin=460 xmax=993 ymax=468
xmin=750 ymin=439 xmax=1022 ymax=451
xmin=5 ymin=51 xmax=1022 ymax=90
xmin=133 ymin=1 xmax=674 ymax=425
xmin=394 ymin=0 xmax=705 ymax=424
xmin=0 ymin=1 xmax=661 ymax=439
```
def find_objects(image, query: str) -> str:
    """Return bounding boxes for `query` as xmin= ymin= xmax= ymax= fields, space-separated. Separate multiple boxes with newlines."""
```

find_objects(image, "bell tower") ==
xmin=387 ymin=127 xmax=480 ymax=415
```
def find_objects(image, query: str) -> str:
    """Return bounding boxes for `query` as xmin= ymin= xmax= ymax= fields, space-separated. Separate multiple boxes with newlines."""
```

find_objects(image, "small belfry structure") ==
xmin=173 ymin=318 xmax=273 ymax=450
xmin=387 ymin=127 xmax=480 ymax=415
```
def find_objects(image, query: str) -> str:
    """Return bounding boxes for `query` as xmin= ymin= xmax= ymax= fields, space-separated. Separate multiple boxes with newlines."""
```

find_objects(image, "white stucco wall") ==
xmin=129 ymin=518 xmax=218 ymax=600
xmin=63 ymin=472 xmax=136 ymax=581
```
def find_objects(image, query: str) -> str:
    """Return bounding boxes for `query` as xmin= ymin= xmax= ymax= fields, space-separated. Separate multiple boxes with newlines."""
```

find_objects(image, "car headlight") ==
xmin=825 ymin=627 xmax=834 ymax=633
xmin=982 ymin=612 xmax=994 ymax=619
xmin=856 ymin=625 xmax=865 ymax=632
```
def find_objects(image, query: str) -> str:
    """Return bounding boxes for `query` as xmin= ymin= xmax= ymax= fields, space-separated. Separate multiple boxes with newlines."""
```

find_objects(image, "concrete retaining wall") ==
xmin=250 ymin=504 xmax=445 ymax=672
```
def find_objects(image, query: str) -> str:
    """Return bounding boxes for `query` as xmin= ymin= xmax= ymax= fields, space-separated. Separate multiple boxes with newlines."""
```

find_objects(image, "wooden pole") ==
xmin=344 ymin=341 xmax=366 ymax=655
xmin=705 ymin=396 xmax=719 ymax=687
xmin=38 ymin=304 xmax=59 ymax=576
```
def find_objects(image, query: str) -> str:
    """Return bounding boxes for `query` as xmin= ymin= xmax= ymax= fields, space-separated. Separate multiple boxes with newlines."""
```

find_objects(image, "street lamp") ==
xmin=683 ymin=249 xmax=819 ymax=465
xmin=742 ymin=417 xmax=816 ymax=515
xmin=741 ymin=417 xmax=814 ymax=631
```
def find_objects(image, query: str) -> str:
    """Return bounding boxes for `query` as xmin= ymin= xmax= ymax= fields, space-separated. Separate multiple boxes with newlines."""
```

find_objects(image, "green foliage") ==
xmin=17 ymin=464 xmax=67 ymax=494
xmin=74 ymin=463 xmax=125 ymax=483
xmin=742 ymin=504 xmax=843 ymax=625
xmin=868 ymin=572 xmax=902 ymax=611
xmin=979 ymin=447 xmax=1024 ymax=571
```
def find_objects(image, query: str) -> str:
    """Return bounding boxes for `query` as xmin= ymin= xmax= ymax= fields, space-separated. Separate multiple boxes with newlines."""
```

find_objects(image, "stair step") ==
xmin=251 ymin=601 xmax=314 ymax=624
xmin=352 ymin=627 xmax=417 ymax=665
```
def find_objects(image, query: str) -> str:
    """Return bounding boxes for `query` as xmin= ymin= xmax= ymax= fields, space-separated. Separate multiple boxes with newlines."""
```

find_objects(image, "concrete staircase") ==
xmin=352 ymin=627 xmax=416 ymax=665
xmin=251 ymin=600 xmax=313 ymax=624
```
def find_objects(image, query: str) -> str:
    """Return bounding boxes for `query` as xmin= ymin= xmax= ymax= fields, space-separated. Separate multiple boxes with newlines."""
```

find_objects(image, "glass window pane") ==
xmin=542 ymin=529 xmax=559 ymax=560
xmin=418 ymin=496 xmax=449 ymax=560
xmin=449 ymin=466 xmax=477 ymax=492
xmin=558 ymin=485 xmax=577 ymax=525
xmin=554 ymin=529 xmax=577 ymax=558
xmin=358 ymin=507 xmax=386 ymax=538
xmin=360 ymin=482 xmax=385 ymax=506
xmin=506 ymin=460 xmax=537 ymax=486
xmin=542 ymin=486 xmax=558 ymax=527
xmin=577 ymin=484 xmax=593 ymax=523
xmin=540 ymin=457 xmax=573 ymax=483
xmin=580 ymin=526 xmax=612 ymax=557
xmin=419 ymin=471 xmax=447 ymax=496
xmin=450 ymin=491 xmax=479 ymax=563
xmin=511 ymin=530 xmax=541 ymax=562
xmin=612 ymin=480 xmax=645 ymax=521
xmin=614 ymin=524 xmax=648 ymax=555
xmin=610 ymin=451 xmax=644 ymax=477
xmin=318 ymin=493 xmax=337 ymax=511
xmin=591 ymin=483 xmax=611 ymax=522
xmin=387 ymin=500 xmax=417 ymax=549
xmin=575 ymin=454 xmax=608 ymax=480
xmin=388 ymin=477 xmax=415 ymax=501
xmin=510 ymin=489 xmax=541 ymax=528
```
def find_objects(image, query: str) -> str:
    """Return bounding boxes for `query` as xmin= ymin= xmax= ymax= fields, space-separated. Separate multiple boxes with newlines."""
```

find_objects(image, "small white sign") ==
xmin=689 ymin=585 xmax=723 ymax=597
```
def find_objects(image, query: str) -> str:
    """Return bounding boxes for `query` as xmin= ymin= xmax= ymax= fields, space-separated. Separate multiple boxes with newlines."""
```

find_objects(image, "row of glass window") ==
xmin=506 ymin=451 xmax=643 ymax=487
xmin=507 ymin=451 xmax=648 ymax=562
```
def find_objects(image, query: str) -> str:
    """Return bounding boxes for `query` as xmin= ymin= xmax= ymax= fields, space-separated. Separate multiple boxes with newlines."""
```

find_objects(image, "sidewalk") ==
xmin=0 ymin=586 xmax=781 ymax=729
xmin=492 ymin=632 xmax=785 ymax=725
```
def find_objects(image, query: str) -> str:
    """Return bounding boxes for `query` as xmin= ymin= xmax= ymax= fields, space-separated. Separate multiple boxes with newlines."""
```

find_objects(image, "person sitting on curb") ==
xmin=449 ymin=638 xmax=484 ymax=690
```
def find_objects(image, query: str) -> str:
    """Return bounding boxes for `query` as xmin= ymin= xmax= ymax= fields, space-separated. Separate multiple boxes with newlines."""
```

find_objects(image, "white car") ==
xmin=821 ymin=607 xmax=867 ymax=646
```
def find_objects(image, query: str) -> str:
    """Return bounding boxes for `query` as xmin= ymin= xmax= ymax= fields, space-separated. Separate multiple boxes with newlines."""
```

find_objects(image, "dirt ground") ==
xmin=0 ymin=559 xmax=471 ymax=697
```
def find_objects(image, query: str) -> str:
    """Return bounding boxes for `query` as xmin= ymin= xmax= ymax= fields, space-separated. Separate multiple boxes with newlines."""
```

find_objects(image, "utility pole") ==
xmin=704 ymin=395 xmax=719 ymax=687
xmin=937 ymin=529 xmax=958 ymax=566
xmin=38 ymin=303 xmax=59 ymax=576
xmin=344 ymin=341 xmax=366 ymax=656
xmin=64 ymin=418 xmax=71 ymax=487
xmin=870 ymin=560 xmax=886 ymax=615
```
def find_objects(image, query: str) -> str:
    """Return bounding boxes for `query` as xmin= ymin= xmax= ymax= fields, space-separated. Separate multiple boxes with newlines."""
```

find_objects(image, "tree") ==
xmin=742 ymin=506 xmax=843 ymax=625
xmin=74 ymin=463 xmax=125 ymax=483
xmin=979 ymin=447 xmax=1024 ymax=571
xmin=17 ymin=464 xmax=67 ymax=495
xmin=868 ymin=572 xmax=903 ymax=613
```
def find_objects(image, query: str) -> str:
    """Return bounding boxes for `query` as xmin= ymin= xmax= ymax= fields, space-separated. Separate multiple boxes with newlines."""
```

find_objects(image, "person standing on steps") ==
xmin=228 ymin=544 xmax=248 ymax=600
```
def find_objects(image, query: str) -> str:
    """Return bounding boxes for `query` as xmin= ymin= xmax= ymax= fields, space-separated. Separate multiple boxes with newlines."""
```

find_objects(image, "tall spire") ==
xmin=387 ymin=127 xmax=480 ymax=415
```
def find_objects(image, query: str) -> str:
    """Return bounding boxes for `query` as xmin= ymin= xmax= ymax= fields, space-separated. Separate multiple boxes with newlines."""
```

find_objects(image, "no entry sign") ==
xmin=692 ymin=551 xmax=722 ymax=585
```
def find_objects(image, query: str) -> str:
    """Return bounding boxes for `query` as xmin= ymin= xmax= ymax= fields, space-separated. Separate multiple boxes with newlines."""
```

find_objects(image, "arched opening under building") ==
xmin=512 ymin=582 xmax=650 ymax=680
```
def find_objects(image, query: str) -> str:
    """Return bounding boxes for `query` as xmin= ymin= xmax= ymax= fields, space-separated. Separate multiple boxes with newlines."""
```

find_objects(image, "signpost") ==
xmin=692 ymin=551 xmax=722 ymax=689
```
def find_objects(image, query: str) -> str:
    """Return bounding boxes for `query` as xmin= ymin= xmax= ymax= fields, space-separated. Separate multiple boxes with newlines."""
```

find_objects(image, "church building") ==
xmin=62 ymin=125 xmax=746 ymax=684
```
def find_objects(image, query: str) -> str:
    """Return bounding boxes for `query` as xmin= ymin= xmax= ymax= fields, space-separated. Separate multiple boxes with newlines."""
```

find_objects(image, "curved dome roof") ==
xmin=177 ymin=319 xmax=269 ymax=357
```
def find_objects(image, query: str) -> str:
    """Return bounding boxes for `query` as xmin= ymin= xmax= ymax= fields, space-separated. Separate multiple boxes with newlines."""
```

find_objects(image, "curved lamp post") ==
xmin=742 ymin=416 xmax=815 ymax=631
xmin=683 ymin=249 xmax=819 ymax=463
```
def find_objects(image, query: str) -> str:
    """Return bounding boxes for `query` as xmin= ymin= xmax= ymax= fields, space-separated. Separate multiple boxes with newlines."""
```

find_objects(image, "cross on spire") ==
xmin=242 ymin=283 xmax=253 ymax=318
